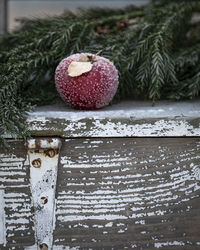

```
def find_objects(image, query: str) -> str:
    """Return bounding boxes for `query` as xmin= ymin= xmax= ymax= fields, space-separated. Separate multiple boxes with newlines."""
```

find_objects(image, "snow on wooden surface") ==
xmin=32 ymin=99 xmax=200 ymax=119
xmin=27 ymin=99 xmax=200 ymax=137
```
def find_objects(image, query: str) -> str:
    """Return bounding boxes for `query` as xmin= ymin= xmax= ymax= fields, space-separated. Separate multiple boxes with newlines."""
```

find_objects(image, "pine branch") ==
xmin=0 ymin=1 xmax=200 ymax=146
xmin=175 ymin=44 xmax=200 ymax=71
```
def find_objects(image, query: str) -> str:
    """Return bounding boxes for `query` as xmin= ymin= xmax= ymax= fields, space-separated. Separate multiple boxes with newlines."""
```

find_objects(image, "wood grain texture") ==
xmin=19 ymin=99 xmax=200 ymax=138
xmin=54 ymin=138 xmax=200 ymax=249
xmin=1 ymin=138 xmax=200 ymax=249
xmin=0 ymin=140 xmax=35 ymax=249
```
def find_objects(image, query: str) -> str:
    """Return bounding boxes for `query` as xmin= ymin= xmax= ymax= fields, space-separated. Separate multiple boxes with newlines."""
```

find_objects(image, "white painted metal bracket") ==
xmin=26 ymin=138 xmax=62 ymax=250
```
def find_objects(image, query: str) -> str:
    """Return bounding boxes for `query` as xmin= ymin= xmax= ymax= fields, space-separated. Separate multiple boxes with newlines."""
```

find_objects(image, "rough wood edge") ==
xmin=26 ymin=116 xmax=200 ymax=138
xmin=3 ymin=100 xmax=200 ymax=138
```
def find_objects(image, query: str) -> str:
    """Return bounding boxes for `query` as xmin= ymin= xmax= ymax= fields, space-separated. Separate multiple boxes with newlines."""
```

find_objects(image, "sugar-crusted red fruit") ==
xmin=55 ymin=53 xmax=119 ymax=110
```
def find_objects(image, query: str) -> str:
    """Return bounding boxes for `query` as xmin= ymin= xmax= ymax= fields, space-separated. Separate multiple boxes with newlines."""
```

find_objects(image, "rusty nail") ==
xmin=40 ymin=243 xmax=48 ymax=250
xmin=40 ymin=197 xmax=48 ymax=204
xmin=32 ymin=158 xmax=41 ymax=168
xmin=45 ymin=149 xmax=56 ymax=158
xmin=25 ymin=141 xmax=29 ymax=148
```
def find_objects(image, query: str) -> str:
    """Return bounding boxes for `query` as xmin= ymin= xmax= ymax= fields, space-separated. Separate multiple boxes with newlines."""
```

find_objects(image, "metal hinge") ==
xmin=26 ymin=138 xmax=62 ymax=250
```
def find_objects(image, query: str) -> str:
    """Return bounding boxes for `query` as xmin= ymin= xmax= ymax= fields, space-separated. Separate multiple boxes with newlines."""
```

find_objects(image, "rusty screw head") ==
xmin=44 ymin=149 xmax=56 ymax=158
xmin=40 ymin=243 xmax=48 ymax=250
xmin=40 ymin=196 xmax=48 ymax=205
xmin=32 ymin=158 xmax=41 ymax=168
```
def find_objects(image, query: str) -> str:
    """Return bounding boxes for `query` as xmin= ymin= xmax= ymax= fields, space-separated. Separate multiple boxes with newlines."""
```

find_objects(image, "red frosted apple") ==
xmin=55 ymin=53 xmax=119 ymax=110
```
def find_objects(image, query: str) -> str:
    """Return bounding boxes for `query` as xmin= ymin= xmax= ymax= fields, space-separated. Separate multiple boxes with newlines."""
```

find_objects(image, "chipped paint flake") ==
xmin=154 ymin=241 xmax=185 ymax=248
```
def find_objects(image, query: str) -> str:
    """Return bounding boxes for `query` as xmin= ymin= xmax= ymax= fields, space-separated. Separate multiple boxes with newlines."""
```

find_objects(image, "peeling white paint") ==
xmin=0 ymin=190 xmax=6 ymax=246
xmin=192 ymin=165 xmax=200 ymax=181
xmin=25 ymin=100 xmax=200 ymax=137
xmin=55 ymin=139 xmax=200 ymax=247
xmin=92 ymin=224 xmax=103 ymax=228
xmin=105 ymin=222 xmax=113 ymax=227
xmin=57 ymin=214 xmax=127 ymax=222
xmin=1 ymin=100 xmax=200 ymax=249
xmin=53 ymin=246 xmax=79 ymax=250
xmin=154 ymin=241 xmax=185 ymax=248
xmin=0 ymin=152 xmax=35 ymax=249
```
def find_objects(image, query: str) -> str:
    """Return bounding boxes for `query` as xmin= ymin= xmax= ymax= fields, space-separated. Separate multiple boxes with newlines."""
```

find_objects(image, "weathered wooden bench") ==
xmin=0 ymin=99 xmax=200 ymax=249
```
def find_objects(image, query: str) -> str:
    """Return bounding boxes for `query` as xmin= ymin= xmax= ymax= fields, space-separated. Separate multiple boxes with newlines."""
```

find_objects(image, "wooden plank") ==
xmin=0 ymin=140 xmax=35 ymax=249
xmin=54 ymin=138 xmax=200 ymax=249
xmin=1 ymin=138 xmax=200 ymax=249
xmin=25 ymin=99 xmax=200 ymax=138
xmin=0 ymin=0 xmax=7 ymax=34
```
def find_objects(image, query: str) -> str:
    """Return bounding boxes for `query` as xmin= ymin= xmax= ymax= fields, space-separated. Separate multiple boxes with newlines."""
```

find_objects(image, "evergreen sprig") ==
xmin=0 ymin=0 xmax=200 ymax=145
